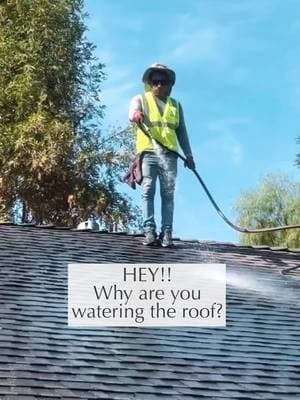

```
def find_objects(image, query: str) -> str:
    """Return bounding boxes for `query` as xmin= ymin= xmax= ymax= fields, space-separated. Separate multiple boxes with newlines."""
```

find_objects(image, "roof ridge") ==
xmin=1 ymin=222 xmax=299 ymax=254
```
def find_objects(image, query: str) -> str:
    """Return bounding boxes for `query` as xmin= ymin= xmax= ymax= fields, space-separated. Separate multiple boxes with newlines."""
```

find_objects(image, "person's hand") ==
xmin=132 ymin=111 xmax=144 ymax=124
xmin=184 ymin=156 xmax=196 ymax=170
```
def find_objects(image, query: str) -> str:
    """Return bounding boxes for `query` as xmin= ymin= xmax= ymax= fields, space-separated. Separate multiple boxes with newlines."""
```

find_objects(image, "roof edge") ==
xmin=1 ymin=223 xmax=300 ymax=254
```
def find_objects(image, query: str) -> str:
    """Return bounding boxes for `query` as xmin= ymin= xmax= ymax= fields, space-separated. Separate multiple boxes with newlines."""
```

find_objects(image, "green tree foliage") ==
xmin=0 ymin=0 xmax=141 ymax=230
xmin=235 ymin=175 xmax=300 ymax=248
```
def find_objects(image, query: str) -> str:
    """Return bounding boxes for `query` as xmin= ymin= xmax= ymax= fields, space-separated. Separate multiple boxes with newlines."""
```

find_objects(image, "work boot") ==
xmin=142 ymin=231 xmax=157 ymax=246
xmin=160 ymin=231 xmax=173 ymax=248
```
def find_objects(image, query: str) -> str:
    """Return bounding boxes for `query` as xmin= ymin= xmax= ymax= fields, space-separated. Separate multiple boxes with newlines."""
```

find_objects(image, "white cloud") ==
xmin=231 ymin=142 xmax=243 ymax=165
xmin=286 ymin=67 xmax=300 ymax=111
xmin=199 ymin=116 xmax=250 ymax=166
xmin=86 ymin=3 xmax=144 ymax=36
xmin=100 ymin=81 xmax=135 ymax=126
xmin=170 ymin=25 xmax=226 ymax=64
xmin=91 ymin=49 xmax=138 ymax=127
xmin=165 ymin=13 xmax=230 ymax=67
xmin=160 ymin=5 xmax=283 ymax=84
xmin=202 ymin=133 xmax=243 ymax=166
xmin=207 ymin=117 xmax=251 ymax=133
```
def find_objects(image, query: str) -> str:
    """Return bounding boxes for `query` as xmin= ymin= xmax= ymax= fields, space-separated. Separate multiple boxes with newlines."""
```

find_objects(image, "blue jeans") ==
xmin=141 ymin=151 xmax=177 ymax=234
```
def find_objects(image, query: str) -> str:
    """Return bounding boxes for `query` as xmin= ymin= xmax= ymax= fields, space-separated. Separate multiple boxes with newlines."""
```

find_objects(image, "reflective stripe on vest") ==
xmin=135 ymin=92 xmax=179 ymax=153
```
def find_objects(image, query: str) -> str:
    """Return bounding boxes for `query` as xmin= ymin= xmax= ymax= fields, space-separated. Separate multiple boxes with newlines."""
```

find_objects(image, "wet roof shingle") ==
xmin=0 ymin=224 xmax=299 ymax=399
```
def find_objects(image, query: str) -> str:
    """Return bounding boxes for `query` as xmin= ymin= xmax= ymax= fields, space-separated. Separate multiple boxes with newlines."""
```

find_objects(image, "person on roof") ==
xmin=129 ymin=63 xmax=195 ymax=247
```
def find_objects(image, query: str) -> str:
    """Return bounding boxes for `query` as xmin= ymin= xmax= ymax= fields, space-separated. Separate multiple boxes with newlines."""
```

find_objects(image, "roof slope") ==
xmin=0 ymin=224 xmax=299 ymax=400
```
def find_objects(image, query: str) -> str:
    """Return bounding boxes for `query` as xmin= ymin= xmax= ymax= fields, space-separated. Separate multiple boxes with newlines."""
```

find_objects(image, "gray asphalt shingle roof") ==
xmin=0 ymin=224 xmax=299 ymax=399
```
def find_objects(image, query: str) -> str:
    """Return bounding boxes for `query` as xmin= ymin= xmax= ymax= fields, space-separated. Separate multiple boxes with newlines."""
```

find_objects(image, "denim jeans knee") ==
xmin=141 ymin=151 xmax=177 ymax=234
xmin=141 ymin=153 xmax=158 ymax=232
xmin=158 ymin=153 xmax=177 ymax=232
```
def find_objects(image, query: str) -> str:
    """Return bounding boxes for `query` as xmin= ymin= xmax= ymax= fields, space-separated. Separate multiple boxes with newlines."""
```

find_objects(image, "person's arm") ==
xmin=129 ymin=95 xmax=143 ymax=122
xmin=176 ymin=103 xmax=195 ymax=169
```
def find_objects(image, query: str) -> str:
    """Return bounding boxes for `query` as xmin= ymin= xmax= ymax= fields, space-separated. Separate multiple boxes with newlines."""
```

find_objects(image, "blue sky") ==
xmin=84 ymin=0 xmax=300 ymax=243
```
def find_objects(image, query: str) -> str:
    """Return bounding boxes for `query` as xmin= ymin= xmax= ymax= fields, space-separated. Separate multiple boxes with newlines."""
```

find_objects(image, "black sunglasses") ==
xmin=150 ymin=79 xmax=170 ymax=86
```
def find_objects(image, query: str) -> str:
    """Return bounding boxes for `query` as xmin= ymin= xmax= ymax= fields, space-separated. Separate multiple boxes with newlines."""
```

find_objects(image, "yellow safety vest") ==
xmin=135 ymin=92 xmax=180 ymax=154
